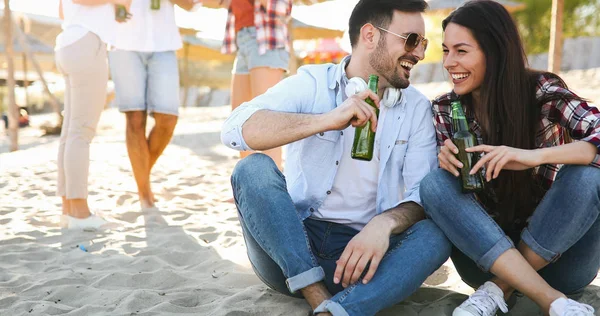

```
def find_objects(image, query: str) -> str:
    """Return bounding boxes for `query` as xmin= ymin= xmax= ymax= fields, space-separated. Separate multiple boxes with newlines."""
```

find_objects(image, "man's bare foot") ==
xmin=140 ymin=199 xmax=155 ymax=209
xmin=139 ymin=190 xmax=155 ymax=209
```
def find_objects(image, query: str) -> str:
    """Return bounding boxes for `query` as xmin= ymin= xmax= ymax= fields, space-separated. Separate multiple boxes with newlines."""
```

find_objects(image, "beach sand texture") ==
xmin=1 ymin=72 xmax=599 ymax=316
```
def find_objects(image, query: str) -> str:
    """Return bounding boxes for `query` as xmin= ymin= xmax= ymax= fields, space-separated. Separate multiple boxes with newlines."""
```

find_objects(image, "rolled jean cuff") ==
xmin=286 ymin=266 xmax=325 ymax=293
xmin=477 ymin=236 xmax=514 ymax=272
xmin=521 ymin=228 xmax=559 ymax=263
xmin=314 ymin=300 xmax=349 ymax=316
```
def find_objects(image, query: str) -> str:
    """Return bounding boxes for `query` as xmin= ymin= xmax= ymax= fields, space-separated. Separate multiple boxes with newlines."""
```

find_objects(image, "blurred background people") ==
xmin=55 ymin=0 xmax=130 ymax=230
xmin=108 ymin=0 xmax=197 ymax=210
xmin=207 ymin=0 xmax=291 ymax=170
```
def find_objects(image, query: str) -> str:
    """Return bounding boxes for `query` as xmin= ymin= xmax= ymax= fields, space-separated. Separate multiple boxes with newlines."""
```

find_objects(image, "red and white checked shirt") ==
xmin=221 ymin=0 xmax=292 ymax=55
xmin=432 ymin=74 xmax=600 ymax=191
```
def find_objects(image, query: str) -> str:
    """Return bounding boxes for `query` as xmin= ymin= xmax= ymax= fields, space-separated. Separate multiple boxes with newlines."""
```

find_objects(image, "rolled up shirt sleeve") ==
xmin=544 ymin=80 xmax=600 ymax=168
xmin=221 ymin=67 xmax=317 ymax=151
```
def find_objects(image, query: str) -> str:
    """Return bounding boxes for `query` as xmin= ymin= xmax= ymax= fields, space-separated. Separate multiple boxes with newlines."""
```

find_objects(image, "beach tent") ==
xmin=292 ymin=18 xmax=343 ymax=40
xmin=425 ymin=0 xmax=525 ymax=13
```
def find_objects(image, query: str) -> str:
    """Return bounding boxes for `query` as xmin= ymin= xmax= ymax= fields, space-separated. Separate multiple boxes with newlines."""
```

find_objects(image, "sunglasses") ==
xmin=375 ymin=26 xmax=428 ymax=53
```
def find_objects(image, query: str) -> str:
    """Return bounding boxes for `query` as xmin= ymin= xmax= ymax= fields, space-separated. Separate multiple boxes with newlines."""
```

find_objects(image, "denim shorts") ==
xmin=232 ymin=27 xmax=290 ymax=75
xmin=108 ymin=50 xmax=180 ymax=116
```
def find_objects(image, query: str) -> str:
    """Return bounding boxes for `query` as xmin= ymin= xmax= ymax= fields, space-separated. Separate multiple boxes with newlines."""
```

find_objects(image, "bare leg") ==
xmin=125 ymin=111 xmax=154 ymax=208
xmin=148 ymin=113 xmax=178 ymax=169
xmin=69 ymin=199 xmax=91 ymax=219
xmin=300 ymin=282 xmax=332 ymax=314
xmin=490 ymin=240 xmax=552 ymax=300
xmin=230 ymin=73 xmax=252 ymax=159
xmin=489 ymin=248 xmax=565 ymax=312
xmin=249 ymin=67 xmax=285 ymax=170
xmin=61 ymin=197 xmax=70 ymax=216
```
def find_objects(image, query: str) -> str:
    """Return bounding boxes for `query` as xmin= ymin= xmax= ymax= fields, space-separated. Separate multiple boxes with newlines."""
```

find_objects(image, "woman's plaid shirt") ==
xmin=221 ymin=0 xmax=291 ymax=55
xmin=432 ymin=74 xmax=600 ymax=191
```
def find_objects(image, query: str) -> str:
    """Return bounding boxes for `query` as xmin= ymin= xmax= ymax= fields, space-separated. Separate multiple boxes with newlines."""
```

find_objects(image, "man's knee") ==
xmin=126 ymin=111 xmax=146 ymax=133
xmin=415 ymin=219 xmax=452 ymax=264
xmin=231 ymin=153 xmax=278 ymax=187
xmin=154 ymin=113 xmax=178 ymax=132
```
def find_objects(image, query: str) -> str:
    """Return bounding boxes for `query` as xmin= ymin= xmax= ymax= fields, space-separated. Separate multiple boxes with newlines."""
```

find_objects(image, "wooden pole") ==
xmin=548 ymin=0 xmax=564 ymax=73
xmin=182 ymin=42 xmax=189 ymax=108
xmin=287 ymin=19 xmax=297 ymax=75
xmin=4 ymin=0 xmax=19 ymax=151
xmin=12 ymin=19 xmax=62 ymax=125
xmin=20 ymin=18 xmax=29 ymax=109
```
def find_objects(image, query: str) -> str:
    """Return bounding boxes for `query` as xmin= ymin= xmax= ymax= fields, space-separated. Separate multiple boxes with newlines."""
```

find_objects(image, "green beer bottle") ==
xmin=351 ymin=75 xmax=379 ymax=161
xmin=451 ymin=101 xmax=485 ymax=193
xmin=115 ymin=5 xmax=128 ymax=22
xmin=151 ymin=0 xmax=161 ymax=10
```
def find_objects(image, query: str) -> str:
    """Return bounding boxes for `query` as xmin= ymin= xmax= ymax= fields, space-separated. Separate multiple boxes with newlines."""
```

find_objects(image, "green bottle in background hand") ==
xmin=351 ymin=75 xmax=379 ymax=161
xmin=451 ymin=100 xmax=485 ymax=193
xmin=115 ymin=5 xmax=128 ymax=22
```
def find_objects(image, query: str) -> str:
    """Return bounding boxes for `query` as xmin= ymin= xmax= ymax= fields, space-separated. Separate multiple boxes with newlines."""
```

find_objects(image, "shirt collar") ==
xmin=329 ymin=55 xmax=352 ymax=90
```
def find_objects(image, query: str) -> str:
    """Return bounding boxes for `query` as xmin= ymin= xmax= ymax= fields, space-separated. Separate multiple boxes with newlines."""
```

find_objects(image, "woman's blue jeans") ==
xmin=231 ymin=153 xmax=452 ymax=316
xmin=420 ymin=165 xmax=600 ymax=295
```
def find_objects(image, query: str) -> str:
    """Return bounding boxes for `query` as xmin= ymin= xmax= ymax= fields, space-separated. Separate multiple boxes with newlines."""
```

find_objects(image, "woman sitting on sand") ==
xmin=56 ymin=0 xmax=129 ymax=230
xmin=419 ymin=1 xmax=600 ymax=316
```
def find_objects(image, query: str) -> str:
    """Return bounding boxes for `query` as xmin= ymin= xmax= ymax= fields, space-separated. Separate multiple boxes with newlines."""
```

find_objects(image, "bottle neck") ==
xmin=451 ymin=104 xmax=469 ymax=133
xmin=367 ymin=79 xmax=378 ymax=94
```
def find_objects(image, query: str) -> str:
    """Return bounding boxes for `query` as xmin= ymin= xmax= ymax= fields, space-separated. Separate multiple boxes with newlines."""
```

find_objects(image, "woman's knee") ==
xmin=556 ymin=165 xmax=600 ymax=205
xmin=419 ymin=168 xmax=460 ymax=215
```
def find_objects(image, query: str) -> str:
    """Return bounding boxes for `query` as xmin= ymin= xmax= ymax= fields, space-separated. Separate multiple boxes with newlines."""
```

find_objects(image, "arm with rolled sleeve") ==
xmin=543 ymin=81 xmax=600 ymax=168
xmin=220 ymin=69 xmax=317 ymax=151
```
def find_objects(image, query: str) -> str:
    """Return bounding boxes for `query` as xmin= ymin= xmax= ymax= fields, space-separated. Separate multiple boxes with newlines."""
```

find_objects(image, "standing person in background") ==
xmin=56 ymin=0 xmax=130 ymax=230
xmin=206 ymin=0 xmax=291 ymax=170
xmin=109 ymin=0 xmax=197 ymax=210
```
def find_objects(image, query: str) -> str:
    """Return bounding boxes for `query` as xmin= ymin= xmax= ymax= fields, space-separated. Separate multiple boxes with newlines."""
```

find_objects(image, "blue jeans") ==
xmin=420 ymin=166 xmax=600 ymax=295
xmin=231 ymin=154 xmax=452 ymax=316
xmin=109 ymin=50 xmax=180 ymax=116
xmin=232 ymin=27 xmax=289 ymax=74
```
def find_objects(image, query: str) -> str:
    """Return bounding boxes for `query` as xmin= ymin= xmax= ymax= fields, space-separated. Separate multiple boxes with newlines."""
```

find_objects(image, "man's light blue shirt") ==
xmin=221 ymin=57 xmax=438 ymax=222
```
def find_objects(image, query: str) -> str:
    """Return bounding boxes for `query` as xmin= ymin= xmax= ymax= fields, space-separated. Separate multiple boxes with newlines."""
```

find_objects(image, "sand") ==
xmin=0 ymin=69 xmax=599 ymax=316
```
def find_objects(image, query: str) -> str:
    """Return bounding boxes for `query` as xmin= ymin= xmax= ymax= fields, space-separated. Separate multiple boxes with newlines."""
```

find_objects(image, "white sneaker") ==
xmin=64 ymin=214 xmax=113 ymax=232
xmin=550 ymin=297 xmax=594 ymax=316
xmin=453 ymin=281 xmax=509 ymax=316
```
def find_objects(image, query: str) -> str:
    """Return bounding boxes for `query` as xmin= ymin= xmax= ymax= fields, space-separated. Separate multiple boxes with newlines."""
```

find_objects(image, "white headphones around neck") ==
xmin=344 ymin=77 xmax=403 ymax=108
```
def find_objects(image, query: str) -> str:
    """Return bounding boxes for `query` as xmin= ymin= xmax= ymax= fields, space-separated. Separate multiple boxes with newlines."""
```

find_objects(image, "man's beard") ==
xmin=368 ymin=39 xmax=410 ymax=89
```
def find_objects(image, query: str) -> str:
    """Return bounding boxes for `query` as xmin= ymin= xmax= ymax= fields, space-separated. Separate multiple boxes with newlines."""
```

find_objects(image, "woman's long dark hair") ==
xmin=442 ymin=0 xmax=580 ymax=227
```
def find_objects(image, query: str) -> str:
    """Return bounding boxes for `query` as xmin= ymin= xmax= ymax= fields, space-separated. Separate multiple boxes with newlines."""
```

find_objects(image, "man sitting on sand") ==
xmin=221 ymin=0 xmax=451 ymax=314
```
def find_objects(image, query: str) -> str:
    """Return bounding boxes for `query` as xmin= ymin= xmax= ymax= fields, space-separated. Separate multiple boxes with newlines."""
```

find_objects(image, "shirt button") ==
xmin=340 ymin=131 xmax=344 ymax=135
xmin=335 ymin=161 xmax=339 ymax=165
xmin=310 ymin=208 xmax=315 ymax=212
xmin=319 ymin=132 xmax=324 ymax=136
xmin=326 ymin=190 xmax=331 ymax=195
xmin=231 ymin=142 xmax=237 ymax=146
